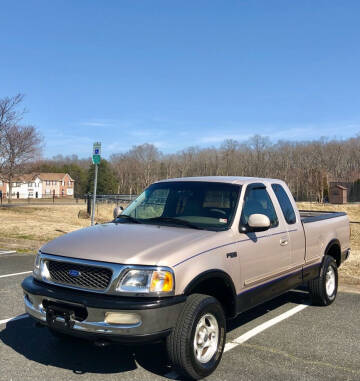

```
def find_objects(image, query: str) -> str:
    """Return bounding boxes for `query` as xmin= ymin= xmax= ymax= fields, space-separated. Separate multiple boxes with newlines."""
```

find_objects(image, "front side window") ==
xmin=271 ymin=184 xmax=296 ymax=224
xmin=119 ymin=181 xmax=241 ymax=231
xmin=240 ymin=186 xmax=279 ymax=228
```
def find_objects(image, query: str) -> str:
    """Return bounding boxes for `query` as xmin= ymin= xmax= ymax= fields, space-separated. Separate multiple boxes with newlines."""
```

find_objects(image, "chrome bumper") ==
xmin=24 ymin=293 xmax=143 ymax=334
xmin=23 ymin=288 xmax=184 ymax=338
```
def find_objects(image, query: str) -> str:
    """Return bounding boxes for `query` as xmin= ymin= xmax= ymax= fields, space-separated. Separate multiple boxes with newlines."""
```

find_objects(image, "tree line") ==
xmin=110 ymin=137 xmax=360 ymax=201
xmin=1 ymin=94 xmax=360 ymax=202
xmin=29 ymin=136 xmax=360 ymax=202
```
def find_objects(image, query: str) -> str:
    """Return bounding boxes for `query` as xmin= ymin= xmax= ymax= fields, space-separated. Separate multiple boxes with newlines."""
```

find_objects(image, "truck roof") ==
xmin=157 ymin=176 xmax=285 ymax=186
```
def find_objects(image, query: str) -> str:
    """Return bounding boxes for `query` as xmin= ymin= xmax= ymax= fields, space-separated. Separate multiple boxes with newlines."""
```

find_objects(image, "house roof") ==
xmin=35 ymin=173 xmax=74 ymax=181
xmin=11 ymin=174 xmax=41 ymax=182
xmin=2 ymin=173 xmax=74 ymax=183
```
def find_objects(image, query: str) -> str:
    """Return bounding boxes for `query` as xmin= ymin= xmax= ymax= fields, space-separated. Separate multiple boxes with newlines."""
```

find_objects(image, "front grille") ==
xmin=47 ymin=260 xmax=113 ymax=290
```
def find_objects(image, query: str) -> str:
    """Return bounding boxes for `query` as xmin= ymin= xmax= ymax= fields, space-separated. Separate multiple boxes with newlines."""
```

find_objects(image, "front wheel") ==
xmin=166 ymin=294 xmax=226 ymax=380
xmin=309 ymin=255 xmax=338 ymax=306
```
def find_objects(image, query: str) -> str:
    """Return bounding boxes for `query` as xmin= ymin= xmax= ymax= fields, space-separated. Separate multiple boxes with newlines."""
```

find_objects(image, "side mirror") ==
xmin=248 ymin=214 xmax=271 ymax=231
xmin=113 ymin=206 xmax=124 ymax=219
xmin=239 ymin=214 xmax=271 ymax=233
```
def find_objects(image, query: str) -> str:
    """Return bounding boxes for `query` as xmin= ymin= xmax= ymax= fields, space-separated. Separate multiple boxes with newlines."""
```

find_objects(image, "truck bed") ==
xmin=299 ymin=210 xmax=347 ymax=224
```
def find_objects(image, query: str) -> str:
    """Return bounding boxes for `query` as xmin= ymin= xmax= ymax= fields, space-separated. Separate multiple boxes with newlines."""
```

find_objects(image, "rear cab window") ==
xmin=271 ymin=184 xmax=296 ymax=224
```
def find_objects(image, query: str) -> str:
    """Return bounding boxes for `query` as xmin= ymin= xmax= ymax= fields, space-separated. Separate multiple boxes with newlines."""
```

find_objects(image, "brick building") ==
xmin=40 ymin=173 xmax=75 ymax=198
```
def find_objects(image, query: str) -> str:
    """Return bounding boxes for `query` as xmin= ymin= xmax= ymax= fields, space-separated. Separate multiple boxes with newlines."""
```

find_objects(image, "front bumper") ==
xmin=22 ymin=276 xmax=185 ymax=342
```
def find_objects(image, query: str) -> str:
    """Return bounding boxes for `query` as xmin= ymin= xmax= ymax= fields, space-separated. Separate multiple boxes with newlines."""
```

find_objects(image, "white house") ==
xmin=6 ymin=174 xmax=43 ymax=199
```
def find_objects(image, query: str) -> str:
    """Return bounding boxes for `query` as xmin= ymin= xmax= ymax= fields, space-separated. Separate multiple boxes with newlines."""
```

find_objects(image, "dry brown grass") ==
xmin=0 ymin=203 xmax=122 ymax=253
xmin=1 ymin=201 xmax=359 ymax=288
xmin=297 ymin=202 xmax=360 ymax=287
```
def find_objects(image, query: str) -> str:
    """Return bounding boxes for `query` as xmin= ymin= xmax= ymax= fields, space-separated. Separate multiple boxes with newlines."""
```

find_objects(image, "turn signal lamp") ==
xmin=150 ymin=270 xmax=174 ymax=293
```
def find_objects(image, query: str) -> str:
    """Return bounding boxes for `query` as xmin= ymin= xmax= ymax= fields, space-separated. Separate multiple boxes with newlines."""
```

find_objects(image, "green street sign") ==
xmin=92 ymin=154 xmax=101 ymax=165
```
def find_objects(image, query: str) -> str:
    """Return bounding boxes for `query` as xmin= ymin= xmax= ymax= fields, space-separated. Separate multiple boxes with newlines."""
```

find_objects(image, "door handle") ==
xmin=280 ymin=237 xmax=289 ymax=246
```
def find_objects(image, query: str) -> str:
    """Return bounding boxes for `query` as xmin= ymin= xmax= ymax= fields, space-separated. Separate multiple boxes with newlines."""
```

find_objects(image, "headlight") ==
xmin=116 ymin=267 xmax=174 ymax=295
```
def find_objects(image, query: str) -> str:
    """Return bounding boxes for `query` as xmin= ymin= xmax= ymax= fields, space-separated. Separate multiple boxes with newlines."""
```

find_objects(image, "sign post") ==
xmin=91 ymin=142 xmax=101 ymax=226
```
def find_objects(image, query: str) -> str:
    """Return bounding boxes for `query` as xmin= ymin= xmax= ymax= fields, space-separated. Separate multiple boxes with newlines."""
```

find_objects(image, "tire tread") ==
xmin=166 ymin=294 xmax=224 ymax=380
xmin=309 ymin=255 xmax=338 ymax=306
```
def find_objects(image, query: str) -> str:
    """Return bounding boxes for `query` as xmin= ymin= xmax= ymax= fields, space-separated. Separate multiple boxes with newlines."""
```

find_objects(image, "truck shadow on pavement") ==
xmin=0 ymin=289 xmax=310 ymax=379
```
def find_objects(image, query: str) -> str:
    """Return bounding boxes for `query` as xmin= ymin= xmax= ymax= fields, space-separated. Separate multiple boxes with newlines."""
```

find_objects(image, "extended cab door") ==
xmin=237 ymin=183 xmax=292 ymax=296
xmin=271 ymin=183 xmax=306 ymax=272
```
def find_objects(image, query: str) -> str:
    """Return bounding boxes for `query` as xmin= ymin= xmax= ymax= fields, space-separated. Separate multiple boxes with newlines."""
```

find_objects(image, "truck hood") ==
xmin=40 ymin=222 xmax=218 ymax=267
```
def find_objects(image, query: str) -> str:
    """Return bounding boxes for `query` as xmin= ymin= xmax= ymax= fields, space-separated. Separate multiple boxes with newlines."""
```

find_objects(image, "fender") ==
xmin=184 ymin=269 xmax=237 ymax=317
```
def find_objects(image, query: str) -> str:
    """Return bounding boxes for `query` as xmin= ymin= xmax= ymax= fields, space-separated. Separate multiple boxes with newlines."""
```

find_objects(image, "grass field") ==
xmin=0 ymin=202 xmax=121 ymax=253
xmin=0 ymin=201 xmax=359 ymax=287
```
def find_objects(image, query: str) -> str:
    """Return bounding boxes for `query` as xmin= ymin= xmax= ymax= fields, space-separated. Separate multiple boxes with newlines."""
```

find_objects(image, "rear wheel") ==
xmin=309 ymin=255 xmax=338 ymax=306
xmin=166 ymin=294 xmax=226 ymax=380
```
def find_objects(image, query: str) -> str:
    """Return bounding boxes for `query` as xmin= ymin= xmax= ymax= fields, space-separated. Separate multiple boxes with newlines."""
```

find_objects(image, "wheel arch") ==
xmin=323 ymin=239 xmax=341 ymax=267
xmin=184 ymin=269 xmax=237 ymax=318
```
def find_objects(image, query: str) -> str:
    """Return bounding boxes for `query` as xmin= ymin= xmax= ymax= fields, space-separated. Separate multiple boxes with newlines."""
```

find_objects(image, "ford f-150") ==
xmin=22 ymin=177 xmax=351 ymax=379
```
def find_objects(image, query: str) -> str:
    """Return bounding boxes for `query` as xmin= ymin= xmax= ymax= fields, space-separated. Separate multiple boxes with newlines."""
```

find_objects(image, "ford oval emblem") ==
xmin=69 ymin=269 xmax=81 ymax=277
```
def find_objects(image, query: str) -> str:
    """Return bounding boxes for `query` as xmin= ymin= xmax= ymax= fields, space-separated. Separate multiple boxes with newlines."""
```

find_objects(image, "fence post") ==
xmin=87 ymin=194 xmax=91 ymax=215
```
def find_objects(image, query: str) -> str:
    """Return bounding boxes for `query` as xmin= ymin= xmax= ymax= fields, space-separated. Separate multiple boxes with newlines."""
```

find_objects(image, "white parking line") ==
xmin=0 ymin=250 xmax=17 ymax=255
xmin=224 ymin=303 xmax=309 ymax=352
xmin=0 ymin=313 xmax=28 ymax=325
xmin=0 ymin=271 xmax=32 ymax=279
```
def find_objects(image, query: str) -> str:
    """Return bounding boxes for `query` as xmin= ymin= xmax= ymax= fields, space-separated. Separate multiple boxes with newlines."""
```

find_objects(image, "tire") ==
xmin=166 ymin=294 xmax=226 ymax=380
xmin=309 ymin=255 xmax=338 ymax=306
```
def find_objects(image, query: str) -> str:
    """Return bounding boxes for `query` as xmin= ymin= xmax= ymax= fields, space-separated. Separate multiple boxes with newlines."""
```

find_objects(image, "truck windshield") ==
xmin=117 ymin=181 xmax=241 ymax=231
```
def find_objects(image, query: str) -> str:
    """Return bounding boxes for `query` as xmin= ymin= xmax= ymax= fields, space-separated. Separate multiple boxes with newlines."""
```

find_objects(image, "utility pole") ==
xmin=91 ymin=142 xmax=101 ymax=226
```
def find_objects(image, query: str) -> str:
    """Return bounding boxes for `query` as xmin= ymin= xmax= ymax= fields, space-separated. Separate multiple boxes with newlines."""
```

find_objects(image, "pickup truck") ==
xmin=22 ymin=176 xmax=351 ymax=379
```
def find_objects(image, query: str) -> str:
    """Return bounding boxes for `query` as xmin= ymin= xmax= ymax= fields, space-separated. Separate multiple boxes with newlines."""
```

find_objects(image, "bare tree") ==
xmin=0 ymin=94 xmax=43 ymax=202
xmin=0 ymin=94 xmax=25 ymax=131
xmin=0 ymin=94 xmax=25 ymax=168
xmin=1 ymin=125 xmax=43 ymax=201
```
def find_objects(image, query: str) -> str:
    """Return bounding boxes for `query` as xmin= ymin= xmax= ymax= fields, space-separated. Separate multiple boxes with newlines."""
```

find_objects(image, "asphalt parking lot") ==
xmin=0 ymin=252 xmax=359 ymax=381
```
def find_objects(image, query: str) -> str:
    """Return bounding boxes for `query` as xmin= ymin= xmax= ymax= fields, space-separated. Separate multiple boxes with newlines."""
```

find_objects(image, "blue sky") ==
xmin=1 ymin=0 xmax=359 ymax=158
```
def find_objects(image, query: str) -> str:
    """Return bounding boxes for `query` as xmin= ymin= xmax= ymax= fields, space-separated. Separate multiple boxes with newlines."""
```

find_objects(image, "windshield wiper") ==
xmin=144 ymin=217 xmax=204 ymax=230
xmin=114 ymin=214 xmax=141 ymax=224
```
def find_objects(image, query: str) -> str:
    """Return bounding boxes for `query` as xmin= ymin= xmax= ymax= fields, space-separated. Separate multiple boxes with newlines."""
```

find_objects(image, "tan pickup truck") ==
xmin=22 ymin=176 xmax=350 ymax=379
